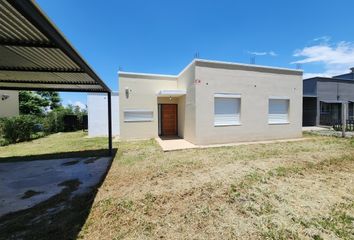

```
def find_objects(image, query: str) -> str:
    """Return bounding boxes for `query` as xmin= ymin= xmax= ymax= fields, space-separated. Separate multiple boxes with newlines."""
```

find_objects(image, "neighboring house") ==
xmin=119 ymin=59 xmax=303 ymax=145
xmin=303 ymin=68 xmax=354 ymax=126
xmin=87 ymin=92 xmax=119 ymax=137
xmin=0 ymin=90 xmax=19 ymax=118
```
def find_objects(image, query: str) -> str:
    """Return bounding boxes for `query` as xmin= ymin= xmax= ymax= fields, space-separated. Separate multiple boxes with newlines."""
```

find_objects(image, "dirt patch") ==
xmin=61 ymin=160 xmax=80 ymax=166
xmin=84 ymin=157 xmax=100 ymax=164
xmin=58 ymin=179 xmax=82 ymax=190
xmin=21 ymin=190 xmax=44 ymax=199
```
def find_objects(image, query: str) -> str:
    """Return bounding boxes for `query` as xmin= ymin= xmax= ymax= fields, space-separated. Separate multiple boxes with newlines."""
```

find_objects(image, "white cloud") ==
xmin=302 ymin=72 xmax=328 ymax=79
xmin=292 ymin=41 xmax=354 ymax=77
xmin=268 ymin=51 xmax=277 ymax=56
xmin=249 ymin=51 xmax=267 ymax=56
xmin=313 ymin=36 xmax=331 ymax=42
xmin=66 ymin=100 xmax=87 ymax=109
xmin=248 ymin=51 xmax=278 ymax=56
xmin=74 ymin=101 xmax=87 ymax=109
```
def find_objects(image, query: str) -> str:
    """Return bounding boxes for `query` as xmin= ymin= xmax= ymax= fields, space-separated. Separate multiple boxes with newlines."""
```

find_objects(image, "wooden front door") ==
xmin=161 ymin=104 xmax=177 ymax=136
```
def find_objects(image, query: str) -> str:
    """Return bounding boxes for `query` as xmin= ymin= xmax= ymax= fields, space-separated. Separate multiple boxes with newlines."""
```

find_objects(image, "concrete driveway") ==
xmin=0 ymin=156 xmax=111 ymax=217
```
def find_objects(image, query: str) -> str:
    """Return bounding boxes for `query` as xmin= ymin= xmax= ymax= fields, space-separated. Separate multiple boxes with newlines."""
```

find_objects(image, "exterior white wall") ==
xmin=194 ymin=65 xmax=303 ymax=145
xmin=87 ymin=92 xmax=119 ymax=137
xmin=119 ymin=74 xmax=177 ymax=139
xmin=0 ymin=90 xmax=19 ymax=118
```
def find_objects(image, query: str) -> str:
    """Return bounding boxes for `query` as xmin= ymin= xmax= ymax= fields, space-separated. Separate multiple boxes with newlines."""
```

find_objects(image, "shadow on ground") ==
xmin=0 ymin=148 xmax=117 ymax=240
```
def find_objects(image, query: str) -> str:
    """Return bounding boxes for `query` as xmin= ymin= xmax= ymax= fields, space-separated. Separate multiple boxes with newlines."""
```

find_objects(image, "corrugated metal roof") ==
xmin=0 ymin=0 xmax=110 ymax=92
xmin=0 ymin=1 xmax=48 ymax=42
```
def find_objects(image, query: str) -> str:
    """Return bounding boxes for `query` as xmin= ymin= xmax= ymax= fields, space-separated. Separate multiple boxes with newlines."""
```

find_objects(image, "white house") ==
xmin=119 ymin=59 xmax=303 ymax=144
xmin=0 ymin=90 xmax=19 ymax=118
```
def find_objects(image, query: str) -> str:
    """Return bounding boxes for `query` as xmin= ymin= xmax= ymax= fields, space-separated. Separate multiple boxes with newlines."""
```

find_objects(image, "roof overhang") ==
xmin=303 ymin=94 xmax=317 ymax=98
xmin=157 ymin=90 xmax=186 ymax=97
xmin=195 ymin=59 xmax=303 ymax=76
xmin=0 ymin=0 xmax=110 ymax=92
xmin=320 ymin=100 xmax=344 ymax=104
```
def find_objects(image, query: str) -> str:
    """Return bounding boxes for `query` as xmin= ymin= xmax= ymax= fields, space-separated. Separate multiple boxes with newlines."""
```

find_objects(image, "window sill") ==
xmin=214 ymin=123 xmax=241 ymax=127
xmin=124 ymin=120 xmax=153 ymax=122
xmin=268 ymin=122 xmax=290 ymax=125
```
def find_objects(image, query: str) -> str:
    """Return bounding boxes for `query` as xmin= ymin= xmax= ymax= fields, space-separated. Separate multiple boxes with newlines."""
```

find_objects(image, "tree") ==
xmin=19 ymin=91 xmax=49 ymax=115
xmin=19 ymin=91 xmax=62 ymax=116
xmin=38 ymin=91 xmax=61 ymax=110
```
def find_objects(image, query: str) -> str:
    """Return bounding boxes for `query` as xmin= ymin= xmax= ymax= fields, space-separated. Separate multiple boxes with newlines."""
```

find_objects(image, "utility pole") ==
xmin=342 ymin=102 xmax=347 ymax=138
xmin=250 ymin=56 xmax=255 ymax=64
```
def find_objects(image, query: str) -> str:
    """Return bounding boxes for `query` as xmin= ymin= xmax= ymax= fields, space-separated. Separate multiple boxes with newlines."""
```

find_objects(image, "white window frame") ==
xmin=214 ymin=93 xmax=241 ymax=126
xmin=268 ymin=97 xmax=290 ymax=125
xmin=124 ymin=109 xmax=153 ymax=122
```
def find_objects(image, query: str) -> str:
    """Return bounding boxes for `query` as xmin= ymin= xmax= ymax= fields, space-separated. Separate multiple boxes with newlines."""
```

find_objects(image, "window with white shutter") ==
xmin=214 ymin=94 xmax=241 ymax=126
xmin=124 ymin=109 xmax=153 ymax=122
xmin=268 ymin=98 xmax=289 ymax=124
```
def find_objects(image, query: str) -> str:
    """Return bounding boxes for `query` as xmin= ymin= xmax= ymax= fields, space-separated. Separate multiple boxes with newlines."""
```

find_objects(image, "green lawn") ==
xmin=0 ymin=131 xmax=109 ymax=161
xmin=0 ymin=132 xmax=353 ymax=239
xmin=79 ymin=134 xmax=354 ymax=240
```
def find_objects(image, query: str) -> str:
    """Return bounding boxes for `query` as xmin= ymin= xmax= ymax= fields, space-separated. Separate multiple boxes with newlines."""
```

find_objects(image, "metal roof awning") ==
xmin=157 ymin=90 xmax=186 ymax=97
xmin=0 ymin=0 xmax=110 ymax=92
xmin=0 ymin=0 xmax=113 ymax=155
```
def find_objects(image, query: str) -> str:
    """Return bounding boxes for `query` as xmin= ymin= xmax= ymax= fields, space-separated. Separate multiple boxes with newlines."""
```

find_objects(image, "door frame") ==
xmin=159 ymin=104 xmax=178 ymax=136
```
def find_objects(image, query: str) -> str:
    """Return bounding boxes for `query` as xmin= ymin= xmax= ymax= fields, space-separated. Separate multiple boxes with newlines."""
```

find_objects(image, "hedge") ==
xmin=0 ymin=115 xmax=40 ymax=144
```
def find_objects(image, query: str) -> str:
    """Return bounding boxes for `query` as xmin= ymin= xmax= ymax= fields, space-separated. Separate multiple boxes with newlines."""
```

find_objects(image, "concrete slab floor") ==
xmin=0 ymin=156 xmax=111 ymax=217
xmin=155 ymin=137 xmax=197 ymax=151
xmin=198 ymin=138 xmax=308 ymax=149
xmin=156 ymin=137 xmax=308 ymax=152
xmin=302 ymin=126 xmax=330 ymax=131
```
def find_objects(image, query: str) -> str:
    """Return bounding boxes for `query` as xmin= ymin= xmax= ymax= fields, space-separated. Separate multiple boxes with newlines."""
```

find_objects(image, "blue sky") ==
xmin=36 ymin=0 xmax=354 ymax=108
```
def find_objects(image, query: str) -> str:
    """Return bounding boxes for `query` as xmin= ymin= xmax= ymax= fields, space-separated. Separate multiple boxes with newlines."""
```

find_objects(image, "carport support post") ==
xmin=107 ymin=91 xmax=113 ymax=155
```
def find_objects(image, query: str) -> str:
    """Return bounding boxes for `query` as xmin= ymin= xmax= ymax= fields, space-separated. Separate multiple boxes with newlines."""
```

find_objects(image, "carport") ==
xmin=0 ymin=0 xmax=113 ymax=155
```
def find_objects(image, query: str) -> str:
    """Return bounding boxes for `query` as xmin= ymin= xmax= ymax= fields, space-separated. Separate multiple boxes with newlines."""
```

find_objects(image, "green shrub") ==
xmin=43 ymin=110 xmax=61 ymax=133
xmin=0 ymin=119 xmax=8 ymax=146
xmin=1 ymin=115 xmax=40 ymax=144
xmin=43 ymin=107 xmax=73 ymax=133
xmin=0 ymin=118 xmax=4 ymax=136
xmin=0 ymin=106 xmax=86 ymax=146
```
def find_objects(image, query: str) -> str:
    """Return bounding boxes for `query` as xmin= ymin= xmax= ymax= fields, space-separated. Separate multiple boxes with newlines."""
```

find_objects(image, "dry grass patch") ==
xmin=79 ymin=135 xmax=354 ymax=240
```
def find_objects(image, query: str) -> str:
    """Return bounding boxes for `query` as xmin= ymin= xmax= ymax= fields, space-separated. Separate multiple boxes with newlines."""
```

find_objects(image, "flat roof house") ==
xmin=0 ymin=90 xmax=19 ymax=118
xmin=119 ymin=59 xmax=303 ymax=145
xmin=303 ymin=68 xmax=354 ymax=126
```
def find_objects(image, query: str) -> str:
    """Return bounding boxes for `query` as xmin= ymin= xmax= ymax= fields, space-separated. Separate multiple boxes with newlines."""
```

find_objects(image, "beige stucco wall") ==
xmin=157 ymin=97 xmax=179 ymax=104
xmin=177 ymin=62 xmax=196 ymax=142
xmin=177 ymin=96 xmax=186 ymax=137
xmin=194 ymin=65 xmax=303 ymax=145
xmin=119 ymin=74 xmax=178 ymax=139
xmin=0 ymin=90 xmax=19 ymax=118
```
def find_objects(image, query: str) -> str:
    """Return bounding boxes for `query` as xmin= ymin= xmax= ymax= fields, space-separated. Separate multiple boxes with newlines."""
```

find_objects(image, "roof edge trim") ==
xmin=119 ymin=71 xmax=178 ymax=80
xmin=119 ymin=58 xmax=303 ymax=79
xmin=195 ymin=59 xmax=303 ymax=75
